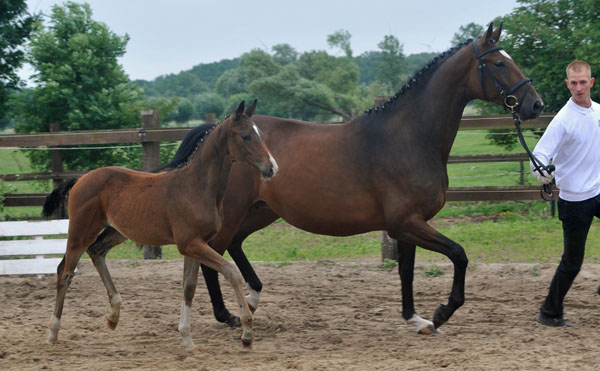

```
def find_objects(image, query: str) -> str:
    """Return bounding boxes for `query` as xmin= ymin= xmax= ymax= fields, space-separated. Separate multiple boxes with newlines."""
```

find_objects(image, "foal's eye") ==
xmin=241 ymin=134 xmax=251 ymax=141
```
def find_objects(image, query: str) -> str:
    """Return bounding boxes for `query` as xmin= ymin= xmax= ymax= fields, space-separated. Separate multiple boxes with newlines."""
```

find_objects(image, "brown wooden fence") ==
xmin=0 ymin=112 xmax=557 ymax=207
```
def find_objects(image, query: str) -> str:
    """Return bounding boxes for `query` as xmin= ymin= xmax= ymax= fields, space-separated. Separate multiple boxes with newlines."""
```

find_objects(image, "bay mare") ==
xmin=193 ymin=23 xmax=543 ymax=335
xmin=73 ymin=23 xmax=544 ymax=349
xmin=42 ymin=101 xmax=278 ymax=350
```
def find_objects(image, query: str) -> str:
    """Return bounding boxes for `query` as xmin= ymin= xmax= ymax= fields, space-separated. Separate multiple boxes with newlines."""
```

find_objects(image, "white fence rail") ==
xmin=0 ymin=219 xmax=68 ymax=275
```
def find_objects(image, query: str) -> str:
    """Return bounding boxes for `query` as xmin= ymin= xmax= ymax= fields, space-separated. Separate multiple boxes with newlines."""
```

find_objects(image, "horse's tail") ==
xmin=154 ymin=122 xmax=218 ymax=172
xmin=42 ymin=178 xmax=78 ymax=218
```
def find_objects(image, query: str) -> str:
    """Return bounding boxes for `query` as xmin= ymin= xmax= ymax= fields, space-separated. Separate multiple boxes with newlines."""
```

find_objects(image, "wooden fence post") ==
xmin=49 ymin=123 xmax=67 ymax=218
xmin=140 ymin=110 xmax=162 ymax=259
xmin=381 ymin=232 xmax=399 ymax=262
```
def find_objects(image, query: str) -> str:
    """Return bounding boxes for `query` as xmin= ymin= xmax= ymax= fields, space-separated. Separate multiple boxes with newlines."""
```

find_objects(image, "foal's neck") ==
xmin=182 ymin=121 xmax=232 ymax=207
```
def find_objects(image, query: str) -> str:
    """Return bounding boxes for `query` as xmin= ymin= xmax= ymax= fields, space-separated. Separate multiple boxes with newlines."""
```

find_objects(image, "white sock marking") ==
xmin=48 ymin=315 xmax=61 ymax=344
xmin=406 ymin=314 xmax=434 ymax=332
xmin=178 ymin=301 xmax=195 ymax=351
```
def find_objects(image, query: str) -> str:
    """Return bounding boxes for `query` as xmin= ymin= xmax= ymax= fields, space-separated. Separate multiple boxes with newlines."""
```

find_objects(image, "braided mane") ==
xmin=365 ymin=39 xmax=473 ymax=115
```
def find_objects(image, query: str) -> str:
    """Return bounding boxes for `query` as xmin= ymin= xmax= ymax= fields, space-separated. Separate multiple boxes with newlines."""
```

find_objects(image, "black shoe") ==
xmin=597 ymin=285 xmax=600 ymax=295
xmin=537 ymin=312 xmax=574 ymax=327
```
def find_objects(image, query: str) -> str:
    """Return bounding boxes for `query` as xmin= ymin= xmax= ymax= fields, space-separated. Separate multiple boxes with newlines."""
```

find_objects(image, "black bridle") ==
xmin=472 ymin=40 xmax=555 ymax=200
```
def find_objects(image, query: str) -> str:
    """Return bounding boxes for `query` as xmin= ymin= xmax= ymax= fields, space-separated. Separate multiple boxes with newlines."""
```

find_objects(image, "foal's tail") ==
xmin=42 ymin=178 xmax=78 ymax=218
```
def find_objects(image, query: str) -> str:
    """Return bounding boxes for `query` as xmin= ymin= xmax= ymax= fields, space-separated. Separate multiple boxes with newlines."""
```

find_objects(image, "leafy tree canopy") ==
xmin=0 ymin=0 xmax=36 ymax=120
xmin=450 ymin=22 xmax=484 ymax=45
xmin=327 ymin=29 xmax=353 ymax=58
xmin=13 ymin=1 xmax=176 ymax=171
xmin=377 ymin=35 xmax=406 ymax=91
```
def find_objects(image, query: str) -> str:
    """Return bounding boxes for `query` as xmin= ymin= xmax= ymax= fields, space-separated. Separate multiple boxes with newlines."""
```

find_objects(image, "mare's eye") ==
xmin=494 ymin=60 xmax=505 ymax=67
xmin=241 ymin=134 xmax=251 ymax=141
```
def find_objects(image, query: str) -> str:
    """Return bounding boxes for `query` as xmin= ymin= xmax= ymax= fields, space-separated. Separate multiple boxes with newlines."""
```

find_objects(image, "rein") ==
xmin=472 ymin=40 xmax=555 ymax=201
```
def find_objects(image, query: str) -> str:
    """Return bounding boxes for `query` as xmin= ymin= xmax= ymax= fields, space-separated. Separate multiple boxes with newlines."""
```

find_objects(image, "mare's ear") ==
xmin=235 ymin=100 xmax=245 ymax=120
xmin=491 ymin=22 xmax=503 ymax=43
xmin=244 ymin=99 xmax=257 ymax=117
xmin=484 ymin=22 xmax=503 ymax=45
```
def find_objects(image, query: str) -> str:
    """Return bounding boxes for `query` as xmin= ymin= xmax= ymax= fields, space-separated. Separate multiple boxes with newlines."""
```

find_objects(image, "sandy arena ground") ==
xmin=1 ymin=258 xmax=600 ymax=370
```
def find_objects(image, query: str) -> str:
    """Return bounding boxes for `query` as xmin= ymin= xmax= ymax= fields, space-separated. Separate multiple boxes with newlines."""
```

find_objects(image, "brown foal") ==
xmin=43 ymin=100 xmax=278 ymax=349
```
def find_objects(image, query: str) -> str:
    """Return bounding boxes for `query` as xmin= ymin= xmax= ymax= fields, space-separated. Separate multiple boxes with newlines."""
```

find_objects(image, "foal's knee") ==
xmin=222 ymin=261 xmax=244 ymax=286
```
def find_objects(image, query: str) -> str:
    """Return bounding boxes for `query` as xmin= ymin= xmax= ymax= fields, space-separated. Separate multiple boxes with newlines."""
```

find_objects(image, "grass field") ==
xmin=3 ymin=126 xmax=596 ymax=265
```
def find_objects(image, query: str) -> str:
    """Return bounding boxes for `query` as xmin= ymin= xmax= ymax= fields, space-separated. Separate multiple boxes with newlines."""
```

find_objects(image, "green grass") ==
xmin=3 ymin=124 xmax=593 ymax=265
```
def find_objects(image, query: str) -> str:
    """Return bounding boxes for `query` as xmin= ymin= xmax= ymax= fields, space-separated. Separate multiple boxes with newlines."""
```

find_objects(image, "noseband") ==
xmin=473 ymin=40 xmax=554 ymax=200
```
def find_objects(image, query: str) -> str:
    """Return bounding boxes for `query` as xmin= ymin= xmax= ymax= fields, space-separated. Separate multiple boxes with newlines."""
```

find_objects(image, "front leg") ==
xmin=179 ymin=256 xmax=201 ymax=351
xmin=178 ymin=239 xmax=253 ymax=349
xmin=392 ymin=216 xmax=468 ymax=330
xmin=396 ymin=241 xmax=436 ymax=334
xmin=201 ymin=263 xmax=241 ymax=328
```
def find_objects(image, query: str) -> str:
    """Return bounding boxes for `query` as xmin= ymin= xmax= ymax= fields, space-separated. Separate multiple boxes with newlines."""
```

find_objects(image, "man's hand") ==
xmin=535 ymin=168 xmax=555 ymax=185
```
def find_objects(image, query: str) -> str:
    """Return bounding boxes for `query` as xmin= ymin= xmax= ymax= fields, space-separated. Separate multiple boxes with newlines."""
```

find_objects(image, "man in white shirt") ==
xmin=531 ymin=60 xmax=600 ymax=327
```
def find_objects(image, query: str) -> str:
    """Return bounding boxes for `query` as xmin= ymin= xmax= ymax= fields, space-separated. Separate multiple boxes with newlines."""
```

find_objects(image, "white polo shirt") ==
xmin=531 ymin=98 xmax=600 ymax=201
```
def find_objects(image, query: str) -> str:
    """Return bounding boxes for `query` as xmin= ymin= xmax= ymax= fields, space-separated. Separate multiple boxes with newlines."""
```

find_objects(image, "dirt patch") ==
xmin=1 ymin=258 xmax=599 ymax=370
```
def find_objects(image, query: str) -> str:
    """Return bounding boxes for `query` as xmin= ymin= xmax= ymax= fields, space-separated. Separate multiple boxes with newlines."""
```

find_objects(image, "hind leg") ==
xmin=48 ymin=234 xmax=101 ymax=343
xmin=396 ymin=241 xmax=436 ymax=334
xmin=87 ymin=226 xmax=127 ymax=330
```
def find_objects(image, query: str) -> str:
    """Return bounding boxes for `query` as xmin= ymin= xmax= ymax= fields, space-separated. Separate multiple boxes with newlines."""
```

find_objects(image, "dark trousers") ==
xmin=540 ymin=193 xmax=600 ymax=318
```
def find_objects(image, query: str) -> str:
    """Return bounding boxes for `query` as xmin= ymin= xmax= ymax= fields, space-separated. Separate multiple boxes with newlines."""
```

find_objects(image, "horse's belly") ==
xmin=262 ymin=188 xmax=385 ymax=236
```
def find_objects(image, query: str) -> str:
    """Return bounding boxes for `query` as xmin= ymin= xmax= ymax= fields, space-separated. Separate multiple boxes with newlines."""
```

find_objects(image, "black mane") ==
xmin=154 ymin=122 xmax=218 ymax=172
xmin=365 ymin=39 xmax=473 ymax=115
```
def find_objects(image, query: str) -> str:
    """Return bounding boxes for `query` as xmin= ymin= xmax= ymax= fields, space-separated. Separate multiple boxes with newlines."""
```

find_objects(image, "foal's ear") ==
xmin=244 ymin=99 xmax=257 ymax=117
xmin=235 ymin=100 xmax=245 ymax=120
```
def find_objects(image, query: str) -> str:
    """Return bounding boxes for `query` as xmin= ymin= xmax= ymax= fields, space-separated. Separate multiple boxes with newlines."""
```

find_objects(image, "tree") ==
xmin=450 ymin=22 xmax=484 ymax=46
xmin=376 ymin=35 xmax=406 ymax=91
xmin=0 ymin=0 xmax=36 ymax=120
xmin=215 ymin=68 xmax=246 ymax=98
xmin=272 ymin=44 xmax=298 ymax=65
xmin=13 ymin=2 xmax=147 ymax=171
xmin=173 ymin=97 xmax=194 ymax=123
xmin=327 ymin=29 xmax=353 ymax=58
xmin=192 ymin=92 xmax=225 ymax=120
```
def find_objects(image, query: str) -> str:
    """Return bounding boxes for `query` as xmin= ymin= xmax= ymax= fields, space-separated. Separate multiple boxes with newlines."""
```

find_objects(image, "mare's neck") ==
xmin=181 ymin=122 xmax=232 ymax=207
xmin=371 ymin=46 xmax=474 ymax=163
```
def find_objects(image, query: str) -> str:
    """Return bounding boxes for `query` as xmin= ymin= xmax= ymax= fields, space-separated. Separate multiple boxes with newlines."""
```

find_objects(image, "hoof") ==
xmin=107 ymin=318 xmax=118 ymax=330
xmin=241 ymin=339 xmax=253 ymax=349
xmin=417 ymin=324 xmax=438 ymax=335
xmin=248 ymin=304 xmax=257 ymax=314
xmin=597 ymin=285 xmax=600 ymax=295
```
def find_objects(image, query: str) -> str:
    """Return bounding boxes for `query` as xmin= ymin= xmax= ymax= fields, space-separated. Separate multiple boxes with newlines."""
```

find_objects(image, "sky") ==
xmin=23 ymin=0 xmax=522 ymax=82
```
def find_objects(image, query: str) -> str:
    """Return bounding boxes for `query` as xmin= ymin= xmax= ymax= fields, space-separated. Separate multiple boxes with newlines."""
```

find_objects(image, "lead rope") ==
xmin=509 ymin=107 xmax=555 ymax=201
